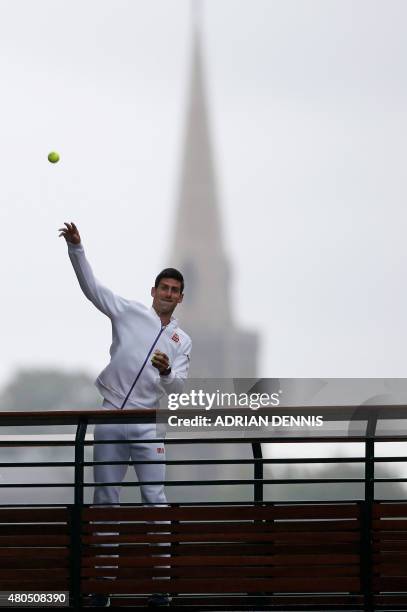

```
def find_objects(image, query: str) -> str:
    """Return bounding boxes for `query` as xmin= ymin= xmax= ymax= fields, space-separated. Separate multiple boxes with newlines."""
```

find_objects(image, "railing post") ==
xmin=361 ymin=411 xmax=377 ymax=612
xmin=251 ymin=442 xmax=263 ymax=503
xmin=70 ymin=417 xmax=88 ymax=609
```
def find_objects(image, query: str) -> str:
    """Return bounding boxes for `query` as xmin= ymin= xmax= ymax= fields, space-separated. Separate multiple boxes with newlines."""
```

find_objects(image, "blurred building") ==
xmin=168 ymin=14 xmax=258 ymax=378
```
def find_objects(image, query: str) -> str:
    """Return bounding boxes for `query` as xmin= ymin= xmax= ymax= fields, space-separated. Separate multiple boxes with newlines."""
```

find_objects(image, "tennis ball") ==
xmin=48 ymin=151 xmax=60 ymax=163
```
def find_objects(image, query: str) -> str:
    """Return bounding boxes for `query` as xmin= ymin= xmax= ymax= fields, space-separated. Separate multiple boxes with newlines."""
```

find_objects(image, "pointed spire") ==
xmin=168 ymin=1 xmax=232 ymax=331
xmin=191 ymin=0 xmax=203 ymax=32
xmin=166 ymin=0 xmax=259 ymax=378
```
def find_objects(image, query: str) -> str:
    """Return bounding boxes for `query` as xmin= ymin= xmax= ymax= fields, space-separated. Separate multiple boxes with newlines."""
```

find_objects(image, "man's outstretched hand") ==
xmin=58 ymin=222 xmax=81 ymax=245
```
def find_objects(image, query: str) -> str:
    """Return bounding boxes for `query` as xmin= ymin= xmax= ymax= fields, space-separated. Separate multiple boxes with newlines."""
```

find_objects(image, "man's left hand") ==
xmin=151 ymin=350 xmax=171 ymax=375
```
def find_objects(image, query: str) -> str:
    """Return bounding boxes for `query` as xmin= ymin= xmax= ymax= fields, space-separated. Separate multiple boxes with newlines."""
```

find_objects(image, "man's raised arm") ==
xmin=58 ymin=221 xmax=126 ymax=318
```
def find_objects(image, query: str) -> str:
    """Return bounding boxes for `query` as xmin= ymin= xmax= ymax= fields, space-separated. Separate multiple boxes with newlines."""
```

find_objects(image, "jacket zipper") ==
xmin=120 ymin=325 xmax=166 ymax=409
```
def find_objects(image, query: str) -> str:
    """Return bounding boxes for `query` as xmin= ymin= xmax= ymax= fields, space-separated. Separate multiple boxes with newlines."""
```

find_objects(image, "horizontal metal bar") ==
xmin=1 ymin=456 xmax=406 ymax=468
xmin=0 ymin=478 xmax=368 ymax=489
xmin=89 ymin=435 xmax=407 ymax=442
xmin=0 ymin=498 xmax=405 ymax=506
xmin=88 ymin=477 xmax=367 ymax=485
xmin=82 ymin=457 xmax=368 ymax=466
xmin=374 ymin=478 xmax=407 ymax=482
xmin=0 ymin=441 xmax=76 ymax=447
xmin=0 ymin=462 xmax=76 ymax=468
xmin=374 ymin=456 xmax=407 ymax=462
xmin=2 ymin=498 xmax=405 ymax=507
xmin=0 ymin=457 xmax=372 ymax=468
xmin=1 ymin=436 xmax=407 ymax=447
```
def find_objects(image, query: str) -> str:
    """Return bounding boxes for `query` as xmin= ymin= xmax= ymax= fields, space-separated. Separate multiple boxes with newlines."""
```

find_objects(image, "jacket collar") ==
xmin=150 ymin=306 xmax=178 ymax=329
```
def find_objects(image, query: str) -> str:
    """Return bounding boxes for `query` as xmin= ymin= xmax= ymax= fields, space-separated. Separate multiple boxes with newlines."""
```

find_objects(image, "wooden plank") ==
xmin=82 ymin=519 xmax=360 ymax=534
xmin=373 ymin=553 xmax=407 ymax=573
xmin=0 ymin=525 xmax=69 ymax=535
xmin=83 ymin=506 xmax=277 ymax=522
xmin=83 ymin=523 xmax=173 ymax=534
xmin=250 ymin=532 xmax=359 ymax=544
xmin=82 ymin=542 xmax=359 ymax=557
xmin=0 ymin=581 xmax=68 ymax=590
xmin=261 ymin=543 xmax=360 ymax=554
xmin=0 ymin=536 xmax=69 ymax=546
xmin=375 ymin=594 xmax=407 ymax=604
xmin=373 ymin=576 xmax=407 ymax=590
xmin=108 ymin=597 xmax=364 ymax=608
xmin=82 ymin=552 xmax=360 ymax=568
xmin=0 ymin=508 xmax=69 ymax=522
xmin=374 ymin=533 xmax=407 ymax=541
xmin=82 ymin=541 xmax=359 ymax=556
xmin=374 ymin=564 xmax=407 ymax=576
xmin=373 ymin=519 xmax=407 ymax=530
xmin=0 ymin=569 xmax=68 ymax=579
xmin=82 ymin=545 xmax=180 ymax=556
xmin=267 ymin=519 xmax=360 ymax=532
xmin=84 ymin=536 xmax=359 ymax=548
xmin=83 ymin=533 xmax=274 ymax=544
xmin=82 ymin=565 xmax=360 ymax=579
xmin=373 ymin=503 xmax=407 ymax=518
xmin=204 ymin=596 xmax=363 ymax=607
xmin=240 ymin=504 xmax=361 ymax=520
xmin=0 ymin=558 xmax=69 ymax=569
xmin=82 ymin=530 xmax=360 ymax=545
xmin=374 ymin=557 xmax=407 ymax=567
xmin=83 ymin=504 xmax=360 ymax=523
xmin=0 ymin=548 xmax=68 ymax=558
xmin=161 ymin=595 xmax=364 ymax=606
xmin=373 ymin=541 xmax=407 ymax=552
xmin=83 ymin=555 xmax=270 ymax=568
xmin=82 ymin=576 xmax=361 ymax=594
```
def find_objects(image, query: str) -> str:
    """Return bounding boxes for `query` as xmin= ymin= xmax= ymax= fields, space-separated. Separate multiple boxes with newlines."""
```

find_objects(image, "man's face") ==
xmin=151 ymin=278 xmax=183 ymax=315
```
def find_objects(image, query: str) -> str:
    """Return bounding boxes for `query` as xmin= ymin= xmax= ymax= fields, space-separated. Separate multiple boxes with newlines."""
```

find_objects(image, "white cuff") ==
xmin=160 ymin=370 xmax=175 ymax=384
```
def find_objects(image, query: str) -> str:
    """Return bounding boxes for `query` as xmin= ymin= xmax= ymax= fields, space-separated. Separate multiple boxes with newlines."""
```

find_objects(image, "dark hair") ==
xmin=155 ymin=268 xmax=184 ymax=294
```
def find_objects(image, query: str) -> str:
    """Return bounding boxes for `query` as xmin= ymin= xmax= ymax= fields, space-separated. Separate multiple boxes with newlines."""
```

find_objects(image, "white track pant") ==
xmin=93 ymin=399 xmax=167 ymax=505
xmin=92 ymin=401 xmax=170 ymax=586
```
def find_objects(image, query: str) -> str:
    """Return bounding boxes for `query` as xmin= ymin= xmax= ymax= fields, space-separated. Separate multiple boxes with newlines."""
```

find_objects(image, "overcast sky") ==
xmin=1 ymin=0 xmax=407 ymax=390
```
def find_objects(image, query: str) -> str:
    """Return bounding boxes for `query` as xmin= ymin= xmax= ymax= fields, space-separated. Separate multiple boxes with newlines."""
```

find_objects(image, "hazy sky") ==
xmin=1 ymin=0 xmax=407 ymax=390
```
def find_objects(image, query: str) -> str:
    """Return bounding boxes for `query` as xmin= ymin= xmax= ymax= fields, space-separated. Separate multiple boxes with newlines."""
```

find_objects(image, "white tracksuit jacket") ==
xmin=67 ymin=241 xmax=192 ymax=409
xmin=67 ymin=241 xmax=192 ymax=505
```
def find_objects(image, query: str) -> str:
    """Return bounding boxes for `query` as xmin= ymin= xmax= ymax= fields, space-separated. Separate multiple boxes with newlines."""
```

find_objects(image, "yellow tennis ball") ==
xmin=48 ymin=151 xmax=60 ymax=163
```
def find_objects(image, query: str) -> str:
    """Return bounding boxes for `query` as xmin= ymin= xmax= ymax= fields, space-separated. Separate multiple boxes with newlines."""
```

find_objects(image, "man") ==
xmin=58 ymin=221 xmax=192 ymax=607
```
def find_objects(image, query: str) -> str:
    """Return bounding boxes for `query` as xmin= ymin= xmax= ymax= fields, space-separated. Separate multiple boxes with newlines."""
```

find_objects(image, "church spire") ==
xmin=167 ymin=1 xmax=258 ymax=378
xmin=169 ymin=2 xmax=232 ymax=331
xmin=191 ymin=0 xmax=203 ymax=32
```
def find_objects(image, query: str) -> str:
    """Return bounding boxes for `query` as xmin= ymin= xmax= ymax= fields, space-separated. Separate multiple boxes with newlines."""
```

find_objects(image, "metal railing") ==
xmin=1 ymin=405 xmax=406 ymax=502
xmin=0 ymin=405 xmax=406 ymax=609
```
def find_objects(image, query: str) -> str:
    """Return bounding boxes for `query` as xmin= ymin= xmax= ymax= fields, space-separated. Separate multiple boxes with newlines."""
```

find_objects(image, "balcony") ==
xmin=0 ymin=405 xmax=406 ymax=610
